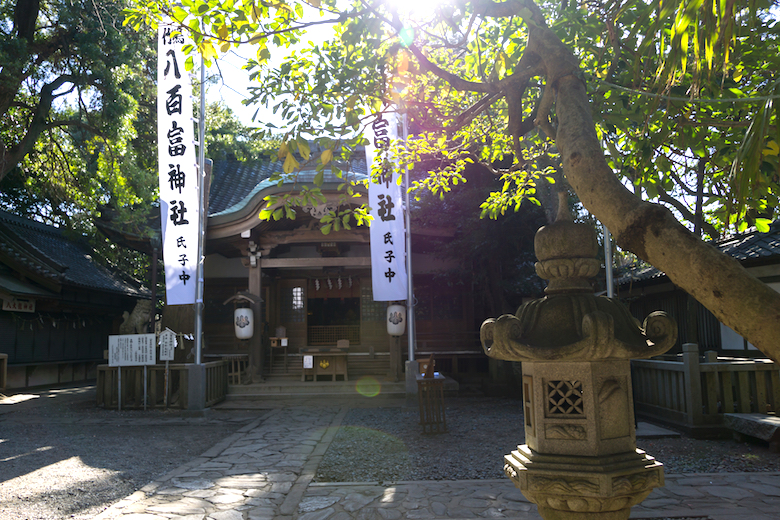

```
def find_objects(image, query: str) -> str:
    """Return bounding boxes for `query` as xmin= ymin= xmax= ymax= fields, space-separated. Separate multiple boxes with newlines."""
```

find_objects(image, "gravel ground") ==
xmin=2 ymin=387 xmax=780 ymax=520
xmin=0 ymin=386 xmax=256 ymax=520
xmin=314 ymin=396 xmax=780 ymax=482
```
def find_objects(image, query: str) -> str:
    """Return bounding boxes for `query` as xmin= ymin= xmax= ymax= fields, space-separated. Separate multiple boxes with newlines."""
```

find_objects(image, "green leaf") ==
xmin=756 ymin=218 xmax=772 ymax=233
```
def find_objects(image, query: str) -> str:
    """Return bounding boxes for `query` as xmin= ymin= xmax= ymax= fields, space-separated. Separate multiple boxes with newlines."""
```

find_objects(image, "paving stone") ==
xmin=214 ymin=474 xmax=268 ymax=488
xmin=638 ymin=498 xmax=680 ymax=508
xmin=246 ymin=507 xmax=276 ymax=520
xmin=114 ymin=515 xmax=168 ymax=520
xmin=674 ymin=477 xmax=720 ymax=486
xmin=298 ymin=506 xmax=336 ymax=520
xmin=430 ymin=501 xmax=447 ymax=516
xmin=501 ymin=490 xmax=530 ymax=503
xmin=342 ymin=492 xmax=381 ymax=512
xmin=266 ymin=472 xmax=299 ymax=482
xmin=380 ymin=489 xmax=407 ymax=503
xmin=662 ymin=484 xmax=706 ymax=498
xmin=208 ymin=493 xmax=246 ymax=504
xmin=460 ymin=498 xmax=493 ymax=508
xmin=749 ymin=475 xmax=780 ymax=487
xmin=243 ymin=489 xmax=272 ymax=498
xmin=299 ymin=496 xmax=342 ymax=512
xmin=443 ymin=507 xmax=477 ymax=518
xmin=184 ymin=489 xmax=218 ymax=498
xmin=377 ymin=507 xmax=403 ymax=520
xmin=479 ymin=507 xmax=508 ymax=518
xmin=147 ymin=497 xmax=212 ymax=515
xmin=702 ymin=485 xmax=755 ymax=500
xmin=271 ymin=482 xmax=294 ymax=493
xmin=356 ymin=507 xmax=378 ymax=520
xmin=733 ymin=482 xmax=780 ymax=496
xmin=401 ymin=499 xmax=426 ymax=510
xmin=405 ymin=508 xmax=435 ymax=519
xmin=209 ymin=511 xmax=245 ymax=520
xmin=470 ymin=491 xmax=499 ymax=500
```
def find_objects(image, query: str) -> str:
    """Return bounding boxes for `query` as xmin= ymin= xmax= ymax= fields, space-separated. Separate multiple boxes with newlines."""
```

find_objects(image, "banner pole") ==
xmin=603 ymin=223 xmax=614 ymax=298
xmin=194 ymin=53 xmax=206 ymax=365
xmin=402 ymin=112 xmax=414 ymax=364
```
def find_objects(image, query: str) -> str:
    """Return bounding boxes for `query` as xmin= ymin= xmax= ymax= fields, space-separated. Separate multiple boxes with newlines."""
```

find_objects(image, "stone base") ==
xmin=504 ymin=445 xmax=663 ymax=520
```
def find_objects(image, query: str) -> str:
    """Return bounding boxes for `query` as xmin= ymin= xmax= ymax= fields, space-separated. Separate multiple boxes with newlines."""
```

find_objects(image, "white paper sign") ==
xmin=158 ymin=328 xmax=177 ymax=361
xmin=109 ymin=334 xmax=157 ymax=367
xmin=158 ymin=22 xmax=199 ymax=306
xmin=366 ymin=112 xmax=407 ymax=301
xmin=2 ymin=297 xmax=35 ymax=313
xmin=303 ymin=355 xmax=313 ymax=369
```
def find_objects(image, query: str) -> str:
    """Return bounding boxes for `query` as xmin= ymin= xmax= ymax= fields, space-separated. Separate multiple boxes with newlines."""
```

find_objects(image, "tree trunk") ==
xmin=521 ymin=2 xmax=780 ymax=363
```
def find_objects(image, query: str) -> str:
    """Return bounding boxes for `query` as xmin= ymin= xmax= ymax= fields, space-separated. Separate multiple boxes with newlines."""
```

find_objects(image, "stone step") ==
xmin=226 ymin=377 xmax=406 ymax=400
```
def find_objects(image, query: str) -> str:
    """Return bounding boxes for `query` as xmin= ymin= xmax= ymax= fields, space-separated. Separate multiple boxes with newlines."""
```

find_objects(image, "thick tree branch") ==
xmin=1 ymin=75 xmax=74 ymax=180
xmin=14 ymin=0 xmax=39 ymax=41
xmin=514 ymin=0 xmax=780 ymax=363
xmin=408 ymin=44 xmax=499 ymax=94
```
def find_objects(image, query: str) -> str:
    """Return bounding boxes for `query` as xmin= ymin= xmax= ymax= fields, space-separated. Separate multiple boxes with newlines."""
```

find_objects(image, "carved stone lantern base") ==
xmin=480 ymin=211 xmax=677 ymax=520
xmin=504 ymin=445 xmax=663 ymax=520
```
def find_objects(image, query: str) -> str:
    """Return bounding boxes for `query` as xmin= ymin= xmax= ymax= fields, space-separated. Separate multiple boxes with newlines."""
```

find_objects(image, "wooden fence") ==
xmin=96 ymin=361 xmax=228 ymax=410
xmin=633 ymin=343 xmax=780 ymax=434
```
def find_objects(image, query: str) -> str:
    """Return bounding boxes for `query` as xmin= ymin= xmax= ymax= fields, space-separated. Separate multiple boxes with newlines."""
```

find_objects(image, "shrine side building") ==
xmin=200 ymin=151 xmax=487 ymax=380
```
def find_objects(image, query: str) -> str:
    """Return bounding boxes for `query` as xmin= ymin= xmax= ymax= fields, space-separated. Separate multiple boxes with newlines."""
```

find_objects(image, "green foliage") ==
xmin=0 ymin=0 xmax=160 ymax=281
xmin=204 ymin=101 xmax=281 ymax=161
xmin=0 ymin=0 xmax=159 ymax=217
xmin=124 ymin=0 xmax=780 ymax=237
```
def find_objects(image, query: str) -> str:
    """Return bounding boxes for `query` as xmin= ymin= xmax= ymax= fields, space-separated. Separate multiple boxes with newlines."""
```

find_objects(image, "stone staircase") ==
xmin=224 ymin=374 xmax=407 ymax=404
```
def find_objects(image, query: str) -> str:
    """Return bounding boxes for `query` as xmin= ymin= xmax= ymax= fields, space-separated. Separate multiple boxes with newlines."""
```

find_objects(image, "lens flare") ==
xmin=355 ymin=376 xmax=381 ymax=397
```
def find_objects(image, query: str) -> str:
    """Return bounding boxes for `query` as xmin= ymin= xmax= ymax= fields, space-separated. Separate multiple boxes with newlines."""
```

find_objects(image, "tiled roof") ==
xmin=209 ymin=153 xmax=369 ymax=217
xmin=0 ymin=211 xmax=149 ymax=297
xmin=617 ymin=221 xmax=780 ymax=285
xmin=718 ymin=221 xmax=780 ymax=260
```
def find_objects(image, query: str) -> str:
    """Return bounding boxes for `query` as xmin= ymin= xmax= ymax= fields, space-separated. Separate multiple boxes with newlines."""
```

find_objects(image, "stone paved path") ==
xmin=90 ymin=404 xmax=780 ymax=520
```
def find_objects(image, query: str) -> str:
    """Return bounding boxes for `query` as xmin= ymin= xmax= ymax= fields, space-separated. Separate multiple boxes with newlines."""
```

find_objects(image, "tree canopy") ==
xmin=0 ymin=0 xmax=158 ymax=226
xmin=125 ymin=0 xmax=780 ymax=362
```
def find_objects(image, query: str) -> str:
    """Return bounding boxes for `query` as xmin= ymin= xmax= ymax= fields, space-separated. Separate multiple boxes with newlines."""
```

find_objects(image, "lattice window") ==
xmin=281 ymin=286 xmax=306 ymax=323
xmin=360 ymin=284 xmax=385 ymax=321
xmin=547 ymin=380 xmax=584 ymax=415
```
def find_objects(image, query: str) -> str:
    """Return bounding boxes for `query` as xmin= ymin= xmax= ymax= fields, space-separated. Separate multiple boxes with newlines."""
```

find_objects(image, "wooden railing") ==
xmin=96 ymin=361 xmax=228 ymax=410
xmin=411 ymin=331 xmax=486 ymax=375
xmin=633 ymin=343 xmax=780 ymax=433
xmin=308 ymin=325 xmax=360 ymax=345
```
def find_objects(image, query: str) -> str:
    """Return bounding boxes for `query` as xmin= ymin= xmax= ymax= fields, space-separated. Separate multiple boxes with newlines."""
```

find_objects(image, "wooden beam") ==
xmin=261 ymin=228 xmax=369 ymax=247
xmin=260 ymin=257 xmax=371 ymax=268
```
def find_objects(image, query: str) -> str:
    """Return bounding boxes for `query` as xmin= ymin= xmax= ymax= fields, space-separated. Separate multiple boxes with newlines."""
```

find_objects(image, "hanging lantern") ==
xmin=234 ymin=308 xmax=253 ymax=339
xmin=387 ymin=304 xmax=406 ymax=336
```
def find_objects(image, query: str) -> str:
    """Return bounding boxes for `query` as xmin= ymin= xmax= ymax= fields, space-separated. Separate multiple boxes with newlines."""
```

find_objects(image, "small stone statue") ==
xmin=119 ymin=299 xmax=153 ymax=335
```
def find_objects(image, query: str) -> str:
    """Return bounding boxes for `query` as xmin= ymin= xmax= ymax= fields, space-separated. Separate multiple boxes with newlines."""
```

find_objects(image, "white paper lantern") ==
xmin=234 ymin=308 xmax=253 ymax=339
xmin=387 ymin=304 xmax=406 ymax=336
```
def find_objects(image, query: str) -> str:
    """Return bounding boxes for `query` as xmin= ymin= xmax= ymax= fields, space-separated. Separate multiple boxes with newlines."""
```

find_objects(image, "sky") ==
xmin=204 ymin=47 xmax=271 ymax=127
xmin=202 ymin=16 xmax=336 ymax=129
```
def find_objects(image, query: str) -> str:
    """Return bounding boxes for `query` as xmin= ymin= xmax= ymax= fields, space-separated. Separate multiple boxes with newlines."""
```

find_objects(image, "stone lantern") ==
xmin=480 ymin=211 xmax=677 ymax=520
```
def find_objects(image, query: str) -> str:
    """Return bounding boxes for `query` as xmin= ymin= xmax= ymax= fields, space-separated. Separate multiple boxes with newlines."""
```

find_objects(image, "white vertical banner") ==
xmin=158 ymin=23 xmax=199 ymax=306
xmin=366 ymin=112 xmax=408 ymax=301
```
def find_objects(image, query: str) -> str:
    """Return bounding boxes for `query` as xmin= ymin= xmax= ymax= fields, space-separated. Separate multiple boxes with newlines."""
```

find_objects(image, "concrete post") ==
xmin=682 ymin=343 xmax=704 ymax=427
xmin=187 ymin=363 xmax=206 ymax=410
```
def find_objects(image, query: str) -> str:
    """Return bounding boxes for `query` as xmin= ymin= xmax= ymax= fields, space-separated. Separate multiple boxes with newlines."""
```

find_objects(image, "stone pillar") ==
xmin=480 ymin=213 xmax=677 ymax=520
